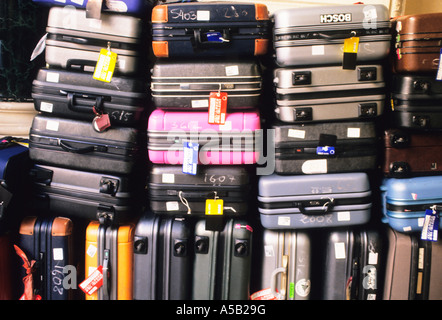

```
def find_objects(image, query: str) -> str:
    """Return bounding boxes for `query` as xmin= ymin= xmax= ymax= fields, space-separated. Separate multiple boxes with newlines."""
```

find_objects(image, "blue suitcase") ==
xmin=381 ymin=176 xmax=442 ymax=234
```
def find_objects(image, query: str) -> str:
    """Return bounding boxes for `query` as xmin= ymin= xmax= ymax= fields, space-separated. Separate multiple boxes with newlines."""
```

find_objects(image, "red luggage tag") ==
xmin=343 ymin=35 xmax=359 ymax=70
xmin=92 ymin=105 xmax=111 ymax=132
xmin=421 ymin=206 xmax=440 ymax=242
xmin=208 ymin=91 xmax=227 ymax=125
xmin=79 ymin=265 xmax=104 ymax=296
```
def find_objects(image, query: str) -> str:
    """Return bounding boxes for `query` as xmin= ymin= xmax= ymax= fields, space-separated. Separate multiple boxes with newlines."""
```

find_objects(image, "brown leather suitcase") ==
xmin=393 ymin=13 xmax=442 ymax=74
xmin=0 ymin=234 xmax=13 ymax=300
xmin=383 ymin=128 xmax=442 ymax=177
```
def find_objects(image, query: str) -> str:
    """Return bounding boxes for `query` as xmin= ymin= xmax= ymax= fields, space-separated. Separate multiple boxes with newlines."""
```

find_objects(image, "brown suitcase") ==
xmin=393 ymin=13 xmax=442 ymax=74
xmin=383 ymin=227 xmax=442 ymax=300
xmin=0 ymin=234 xmax=13 ymax=300
xmin=383 ymin=128 xmax=442 ymax=177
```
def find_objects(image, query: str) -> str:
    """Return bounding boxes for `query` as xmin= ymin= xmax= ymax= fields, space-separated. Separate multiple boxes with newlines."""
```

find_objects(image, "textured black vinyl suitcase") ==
xmin=16 ymin=216 xmax=74 ymax=300
xmin=148 ymin=165 xmax=250 ymax=217
xmin=274 ymin=65 xmax=385 ymax=123
xmin=30 ymin=164 xmax=144 ymax=225
xmin=32 ymin=68 xmax=149 ymax=128
xmin=383 ymin=227 xmax=442 ymax=300
xmin=133 ymin=213 xmax=192 ymax=300
xmin=390 ymin=74 xmax=442 ymax=131
xmin=151 ymin=59 xmax=262 ymax=110
xmin=273 ymin=121 xmax=379 ymax=175
xmin=192 ymin=218 xmax=252 ymax=300
xmin=151 ymin=2 xmax=270 ymax=58
xmin=258 ymin=173 xmax=372 ymax=230
xmin=383 ymin=128 xmax=442 ymax=178
xmin=273 ymin=4 xmax=391 ymax=68
xmin=29 ymin=115 xmax=142 ymax=175
xmin=321 ymin=228 xmax=384 ymax=300
xmin=45 ymin=6 xmax=145 ymax=75
xmin=251 ymin=229 xmax=311 ymax=300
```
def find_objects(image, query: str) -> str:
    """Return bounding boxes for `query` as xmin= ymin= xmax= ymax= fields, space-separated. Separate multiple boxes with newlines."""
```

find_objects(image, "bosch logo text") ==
xmin=320 ymin=13 xmax=352 ymax=23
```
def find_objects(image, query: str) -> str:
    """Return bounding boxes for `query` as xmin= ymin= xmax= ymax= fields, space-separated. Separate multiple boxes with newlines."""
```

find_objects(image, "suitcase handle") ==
xmin=297 ymin=198 xmax=334 ymax=215
xmin=62 ymin=90 xmax=105 ymax=114
xmin=193 ymin=29 xmax=231 ymax=48
xmin=318 ymin=30 xmax=357 ymax=40
xmin=270 ymin=266 xmax=287 ymax=300
xmin=59 ymin=140 xmax=95 ymax=154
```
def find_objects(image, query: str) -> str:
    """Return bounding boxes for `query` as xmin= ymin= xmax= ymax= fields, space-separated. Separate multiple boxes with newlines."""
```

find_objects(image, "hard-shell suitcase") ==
xmin=381 ymin=176 xmax=442 ymax=233
xmin=393 ymin=12 xmax=442 ymax=74
xmin=274 ymin=65 xmax=385 ymax=123
xmin=258 ymin=173 xmax=372 ymax=230
xmin=30 ymin=164 xmax=144 ymax=225
xmin=16 ymin=216 xmax=74 ymax=300
xmin=32 ymin=68 xmax=149 ymax=127
xmin=147 ymin=108 xmax=261 ymax=165
xmin=383 ymin=128 xmax=442 ymax=178
xmin=0 ymin=102 xmax=37 ymax=139
xmin=251 ymin=229 xmax=311 ymax=300
xmin=32 ymin=0 xmax=152 ymax=16
xmin=321 ymin=228 xmax=384 ymax=300
xmin=133 ymin=213 xmax=192 ymax=300
xmin=273 ymin=4 xmax=391 ymax=67
xmin=273 ymin=121 xmax=378 ymax=175
xmin=390 ymin=74 xmax=442 ymax=131
xmin=85 ymin=220 xmax=135 ymax=300
xmin=29 ymin=115 xmax=142 ymax=175
xmin=192 ymin=218 xmax=252 ymax=300
xmin=151 ymin=59 xmax=262 ymax=110
xmin=45 ymin=7 xmax=144 ymax=75
xmin=148 ymin=164 xmax=250 ymax=217
xmin=383 ymin=227 xmax=442 ymax=300
xmin=151 ymin=2 xmax=270 ymax=58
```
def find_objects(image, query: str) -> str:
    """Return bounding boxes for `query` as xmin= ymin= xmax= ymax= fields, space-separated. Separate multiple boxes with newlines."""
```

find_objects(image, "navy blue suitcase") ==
xmin=151 ymin=2 xmax=270 ymax=59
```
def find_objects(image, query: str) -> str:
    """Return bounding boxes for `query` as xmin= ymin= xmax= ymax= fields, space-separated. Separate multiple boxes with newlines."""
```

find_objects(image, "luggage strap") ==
xmin=13 ymin=245 xmax=41 ymax=300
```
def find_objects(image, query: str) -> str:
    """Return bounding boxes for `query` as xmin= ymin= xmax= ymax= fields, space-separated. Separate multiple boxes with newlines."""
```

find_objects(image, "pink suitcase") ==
xmin=147 ymin=109 xmax=261 ymax=165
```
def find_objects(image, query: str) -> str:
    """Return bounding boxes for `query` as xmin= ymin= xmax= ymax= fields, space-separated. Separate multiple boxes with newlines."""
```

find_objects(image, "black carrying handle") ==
xmin=318 ymin=30 xmax=358 ymax=40
xmin=62 ymin=91 xmax=105 ymax=114
xmin=59 ymin=140 xmax=95 ymax=154
xmin=297 ymin=198 xmax=335 ymax=215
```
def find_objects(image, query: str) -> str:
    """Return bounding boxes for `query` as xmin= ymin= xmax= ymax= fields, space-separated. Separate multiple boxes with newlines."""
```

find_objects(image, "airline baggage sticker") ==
xmin=182 ymin=142 xmax=199 ymax=175
xmin=421 ymin=208 xmax=439 ymax=241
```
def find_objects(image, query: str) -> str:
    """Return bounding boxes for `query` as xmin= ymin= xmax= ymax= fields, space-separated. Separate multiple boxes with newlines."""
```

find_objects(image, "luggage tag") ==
xmin=208 ymin=86 xmax=228 ymax=125
xmin=206 ymin=32 xmax=230 ymax=43
xmin=92 ymin=100 xmax=111 ymax=132
xmin=93 ymin=42 xmax=117 ymax=83
xmin=421 ymin=205 xmax=440 ymax=242
xmin=205 ymin=191 xmax=225 ymax=231
xmin=79 ymin=265 xmax=104 ymax=296
xmin=343 ymin=34 xmax=359 ymax=70
xmin=316 ymin=134 xmax=337 ymax=156
xmin=182 ymin=142 xmax=199 ymax=175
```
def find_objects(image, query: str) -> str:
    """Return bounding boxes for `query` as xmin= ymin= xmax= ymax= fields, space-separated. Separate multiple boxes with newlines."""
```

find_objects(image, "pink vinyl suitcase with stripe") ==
xmin=147 ymin=109 xmax=261 ymax=165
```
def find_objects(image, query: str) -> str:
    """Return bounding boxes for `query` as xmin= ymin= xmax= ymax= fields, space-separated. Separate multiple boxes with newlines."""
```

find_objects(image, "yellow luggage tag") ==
xmin=343 ymin=35 xmax=359 ymax=70
xmin=93 ymin=42 xmax=117 ymax=83
xmin=205 ymin=192 xmax=224 ymax=216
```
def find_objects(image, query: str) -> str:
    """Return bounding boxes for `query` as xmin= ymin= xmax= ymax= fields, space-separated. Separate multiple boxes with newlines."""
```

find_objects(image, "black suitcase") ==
xmin=16 ymin=216 xmax=74 ymax=300
xmin=151 ymin=1 xmax=270 ymax=58
xmin=29 ymin=164 xmax=144 ymax=225
xmin=272 ymin=120 xmax=379 ymax=175
xmin=133 ymin=213 xmax=192 ymax=300
xmin=390 ymin=74 xmax=442 ymax=130
xmin=29 ymin=115 xmax=143 ymax=175
xmin=32 ymin=68 xmax=149 ymax=128
xmin=321 ymin=228 xmax=385 ymax=300
xmin=148 ymin=164 xmax=250 ymax=217
xmin=151 ymin=59 xmax=262 ymax=110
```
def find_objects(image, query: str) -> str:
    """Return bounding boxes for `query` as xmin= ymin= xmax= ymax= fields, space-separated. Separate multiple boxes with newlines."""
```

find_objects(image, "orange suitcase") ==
xmin=84 ymin=221 xmax=135 ymax=300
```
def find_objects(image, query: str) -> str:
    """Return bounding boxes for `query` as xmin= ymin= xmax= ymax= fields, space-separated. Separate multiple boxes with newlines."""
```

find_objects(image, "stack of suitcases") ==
xmin=0 ymin=0 xmax=441 ymax=303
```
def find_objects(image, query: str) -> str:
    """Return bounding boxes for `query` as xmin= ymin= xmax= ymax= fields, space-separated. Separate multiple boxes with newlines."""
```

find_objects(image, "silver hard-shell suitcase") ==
xmin=274 ymin=64 xmax=385 ymax=123
xmin=251 ymin=229 xmax=311 ymax=300
xmin=273 ymin=4 xmax=391 ymax=67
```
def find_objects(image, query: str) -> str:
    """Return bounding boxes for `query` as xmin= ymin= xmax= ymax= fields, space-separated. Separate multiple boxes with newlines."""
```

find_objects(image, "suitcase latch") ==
xmin=174 ymin=239 xmax=188 ymax=257
xmin=357 ymin=67 xmax=377 ymax=81
xmin=194 ymin=236 xmax=209 ymax=254
xmin=412 ymin=115 xmax=430 ymax=128
xmin=134 ymin=236 xmax=148 ymax=255
xmin=99 ymin=178 xmax=119 ymax=196
xmin=293 ymin=108 xmax=312 ymax=121
xmin=389 ymin=162 xmax=410 ymax=177
xmin=292 ymin=71 xmax=311 ymax=85
xmin=234 ymin=239 xmax=249 ymax=257
xmin=358 ymin=103 xmax=377 ymax=117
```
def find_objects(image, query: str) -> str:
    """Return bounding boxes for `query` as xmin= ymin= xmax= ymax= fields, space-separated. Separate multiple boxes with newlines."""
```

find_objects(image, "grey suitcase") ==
xmin=258 ymin=173 xmax=372 ymax=230
xmin=274 ymin=64 xmax=385 ymax=123
xmin=383 ymin=227 xmax=442 ymax=300
xmin=133 ymin=213 xmax=192 ymax=300
xmin=273 ymin=4 xmax=391 ymax=67
xmin=151 ymin=59 xmax=262 ymax=110
xmin=273 ymin=120 xmax=379 ymax=175
xmin=322 ymin=228 xmax=384 ymax=300
xmin=192 ymin=218 xmax=252 ymax=300
xmin=45 ymin=7 xmax=144 ymax=75
xmin=251 ymin=229 xmax=311 ymax=300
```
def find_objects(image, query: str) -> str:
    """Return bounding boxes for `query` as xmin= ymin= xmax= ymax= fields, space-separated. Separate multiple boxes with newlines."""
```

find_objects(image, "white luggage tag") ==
xmin=436 ymin=49 xmax=442 ymax=81
xmin=421 ymin=205 xmax=440 ymax=242
xmin=182 ymin=142 xmax=199 ymax=175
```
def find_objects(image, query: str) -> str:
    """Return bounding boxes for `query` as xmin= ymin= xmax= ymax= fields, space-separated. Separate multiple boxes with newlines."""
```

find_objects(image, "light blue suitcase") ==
xmin=381 ymin=176 xmax=442 ymax=233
